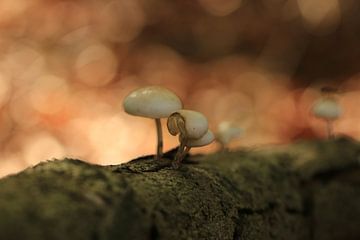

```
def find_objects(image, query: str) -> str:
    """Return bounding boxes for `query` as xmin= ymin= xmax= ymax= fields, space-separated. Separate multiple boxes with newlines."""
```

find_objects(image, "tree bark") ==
xmin=0 ymin=137 xmax=359 ymax=240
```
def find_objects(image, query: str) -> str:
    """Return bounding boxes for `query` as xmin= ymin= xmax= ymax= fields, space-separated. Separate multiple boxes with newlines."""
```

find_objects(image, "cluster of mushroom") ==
xmin=123 ymin=85 xmax=342 ymax=167
xmin=123 ymin=86 xmax=214 ymax=168
xmin=167 ymin=110 xmax=214 ymax=167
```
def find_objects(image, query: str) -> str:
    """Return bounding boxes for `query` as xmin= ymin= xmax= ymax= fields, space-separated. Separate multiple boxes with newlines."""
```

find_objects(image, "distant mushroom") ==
xmin=123 ymin=86 xmax=183 ymax=160
xmin=167 ymin=109 xmax=209 ymax=167
xmin=216 ymin=121 xmax=243 ymax=151
xmin=312 ymin=87 xmax=342 ymax=139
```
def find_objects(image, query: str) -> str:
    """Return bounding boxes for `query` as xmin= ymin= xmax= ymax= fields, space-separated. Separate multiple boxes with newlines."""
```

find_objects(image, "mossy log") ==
xmin=0 ymin=138 xmax=359 ymax=240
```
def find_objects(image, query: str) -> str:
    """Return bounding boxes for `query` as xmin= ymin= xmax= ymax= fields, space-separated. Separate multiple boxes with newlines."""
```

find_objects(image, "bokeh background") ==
xmin=1 ymin=0 xmax=360 ymax=177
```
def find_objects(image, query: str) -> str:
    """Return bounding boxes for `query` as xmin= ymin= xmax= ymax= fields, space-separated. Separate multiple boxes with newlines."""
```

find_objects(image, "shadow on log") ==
xmin=0 ymin=138 xmax=359 ymax=240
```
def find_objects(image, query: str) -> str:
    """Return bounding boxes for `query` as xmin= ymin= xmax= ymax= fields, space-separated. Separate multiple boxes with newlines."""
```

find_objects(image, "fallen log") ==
xmin=0 ymin=138 xmax=359 ymax=240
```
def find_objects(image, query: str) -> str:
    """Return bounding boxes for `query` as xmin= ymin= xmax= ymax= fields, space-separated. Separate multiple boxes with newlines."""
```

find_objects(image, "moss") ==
xmin=0 ymin=139 xmax=359 ymax=240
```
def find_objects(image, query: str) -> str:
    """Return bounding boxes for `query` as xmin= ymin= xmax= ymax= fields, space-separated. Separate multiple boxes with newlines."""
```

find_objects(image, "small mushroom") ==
xmin=167 ymin=110 xmax=209 ymax=166
xmin=123 ymin=86 xmax=182 ymax=160
xmin=312 ymin=88 xmax=342 ymax=139
xmin=176 ymin=130 xmax=215 ymax=165
xmin=216 ymin=121 xmax=243 ymax=151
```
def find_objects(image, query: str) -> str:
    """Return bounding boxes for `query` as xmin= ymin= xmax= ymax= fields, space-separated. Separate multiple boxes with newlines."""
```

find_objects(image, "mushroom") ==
xmin=312 ymin=87 xmax=342 ymax=139
xmin=175 ymin=130 xmax=215 ymax=166
xmin=216 ymin=121 xmax=243 ymax=151
xmin=167 ymin=109 xmax=209 ymax=166
xmin=123 ymin=86 xmax=182 ymax=160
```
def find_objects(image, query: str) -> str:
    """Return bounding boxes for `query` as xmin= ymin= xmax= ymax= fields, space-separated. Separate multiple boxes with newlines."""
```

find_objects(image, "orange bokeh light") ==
xmin=0 ymin=0 xmax=358 ymax=178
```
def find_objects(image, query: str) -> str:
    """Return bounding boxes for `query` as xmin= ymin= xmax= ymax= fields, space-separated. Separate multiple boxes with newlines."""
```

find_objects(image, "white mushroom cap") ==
xmin=312 ymin=98 xmax=342 ymax=120
xmin=167 ymin=109 xmax=208 ymax=139
xmin=186 ymin=130 xmax=215 ymax=147
xmin=217 ymin=121 xmax=243 ymax=144
xmin=123 ymin=86 xmax=183 ymax=118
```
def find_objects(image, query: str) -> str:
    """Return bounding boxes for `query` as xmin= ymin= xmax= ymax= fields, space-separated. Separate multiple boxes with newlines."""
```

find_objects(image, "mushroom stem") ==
xmin=179 ymin=146 xmax=191 ymax=162
xmin=173 ymin=139 xmax=186 ymax=168
xmin=326 ymin=119 xmax=334 ymax=139
xmin=222 ymin=146 xmax=230 ymax=152
xmin=155 ymin=118 xmax=163 ymax=161
xmin=217 ymin=141 xmax=226 ymax=152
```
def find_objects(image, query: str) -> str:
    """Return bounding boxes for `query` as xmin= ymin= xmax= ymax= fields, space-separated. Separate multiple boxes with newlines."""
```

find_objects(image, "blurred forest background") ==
xmin=0 ymin=0 xmax=360 ymax=177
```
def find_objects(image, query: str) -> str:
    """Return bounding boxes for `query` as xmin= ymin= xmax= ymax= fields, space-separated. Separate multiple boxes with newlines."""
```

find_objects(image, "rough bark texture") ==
xmin=0 ymin=138 xmax=359 ymax=240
